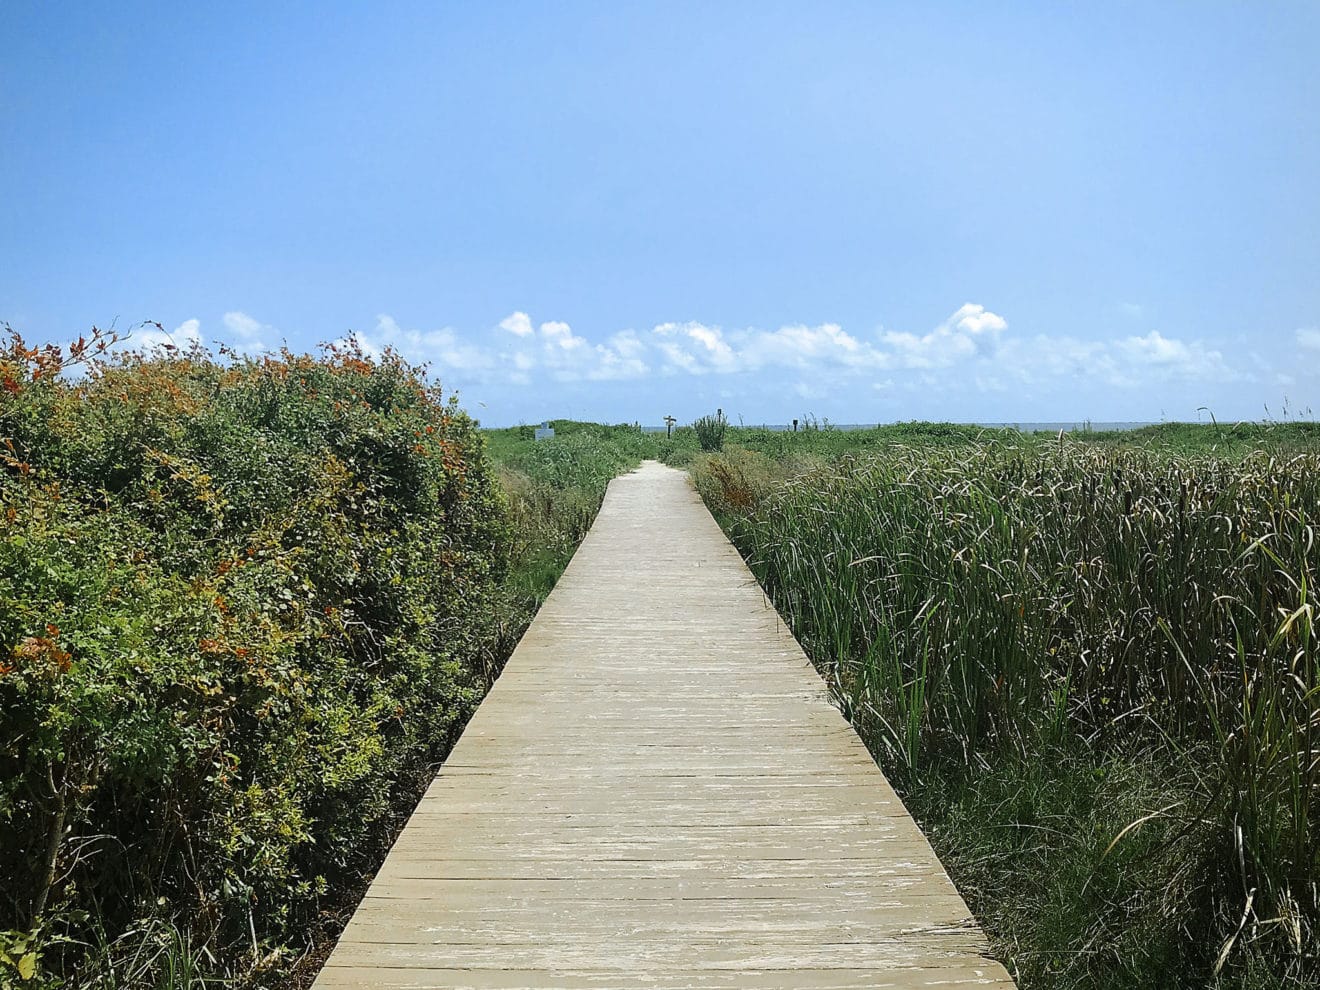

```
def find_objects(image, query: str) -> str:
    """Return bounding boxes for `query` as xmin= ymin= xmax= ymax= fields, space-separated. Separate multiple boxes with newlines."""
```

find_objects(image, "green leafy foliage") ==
xmin=0 ymin=331 xmax=511 ymax=985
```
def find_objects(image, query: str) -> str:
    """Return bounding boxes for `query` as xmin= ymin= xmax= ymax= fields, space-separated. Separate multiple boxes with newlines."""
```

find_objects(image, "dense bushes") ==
xmin=0 ymin=332 xmax=513 ymax=985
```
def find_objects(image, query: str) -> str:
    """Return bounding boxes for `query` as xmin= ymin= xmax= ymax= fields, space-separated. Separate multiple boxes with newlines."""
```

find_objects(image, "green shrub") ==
xmin=692 ymin=410 xmax=727 ymax=452
xmin=0 ymin=331 xmax=511 ymax=984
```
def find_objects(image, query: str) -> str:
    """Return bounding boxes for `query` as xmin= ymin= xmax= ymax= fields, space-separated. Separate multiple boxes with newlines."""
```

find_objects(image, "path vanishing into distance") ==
xmin=313 ymin=461 xmax=1015 ymax=989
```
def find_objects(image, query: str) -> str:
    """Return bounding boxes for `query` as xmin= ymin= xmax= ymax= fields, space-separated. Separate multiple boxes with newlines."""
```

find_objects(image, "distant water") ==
xmin=642 ymin=421 xmax=1157 ymax=434
xmin=979 ymin=421 xmax=1155 ymax=433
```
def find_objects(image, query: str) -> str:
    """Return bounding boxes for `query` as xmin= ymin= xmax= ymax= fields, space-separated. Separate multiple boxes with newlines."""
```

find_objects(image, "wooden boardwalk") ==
xmin=313 ymin=461 xmax=1014 ymax=989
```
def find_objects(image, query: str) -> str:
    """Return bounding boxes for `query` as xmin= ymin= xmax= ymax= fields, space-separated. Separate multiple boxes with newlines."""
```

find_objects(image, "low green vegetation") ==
xmin=0 ymin=335 xmax=651 ymax=988
xmin=484 ymin=421 xmax=660 ymax=601
xmin=689 ymin=423 xmax=1320 ymax=989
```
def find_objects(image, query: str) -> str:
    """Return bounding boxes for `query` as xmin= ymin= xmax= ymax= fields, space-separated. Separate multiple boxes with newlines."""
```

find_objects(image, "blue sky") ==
xmin=2 ymin=2 xmax=1317 ymax=426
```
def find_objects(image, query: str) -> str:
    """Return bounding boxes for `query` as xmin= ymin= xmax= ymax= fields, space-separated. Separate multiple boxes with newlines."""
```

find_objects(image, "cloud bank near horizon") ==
xmin=344 ymin=303 xmax=1247 ymax=395
xmin=141 ymin=304 xmax=1309 ymax=423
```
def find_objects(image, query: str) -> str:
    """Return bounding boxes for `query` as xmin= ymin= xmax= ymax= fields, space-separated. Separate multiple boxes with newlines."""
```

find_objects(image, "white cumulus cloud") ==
xmin=1115 ymin=330 xmax=1236 ymax=381
xmin=133 ymin=318 xmax=203 ymax=352
xmin=292 ymin=302 xmax=1272 ymax=407
xmin=219 ymin=311 xmax=276 ymax=354
xmin=498 ymin=311 xmax=535 ymax=337
xmin=880 ymin=303 xmax=1008 ymax=368
xmin=357 ymin=313 xmax=653 ymax=384
xmin=365 ymin=314 xmax=492 ymax=372
xmin=949 ymin=302 xmax=1008 ymax=337
xmin=222 ymin=311 xmax=263 ymax=340
xmin=738 ymin=323 xmax=877 ymax=371
xmin=652 ymin=322 xmax=739 ymax=375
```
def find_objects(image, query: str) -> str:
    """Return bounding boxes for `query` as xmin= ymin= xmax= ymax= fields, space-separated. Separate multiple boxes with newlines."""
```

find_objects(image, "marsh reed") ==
xmin=697 ymin=440 xmax=1320 ymax=987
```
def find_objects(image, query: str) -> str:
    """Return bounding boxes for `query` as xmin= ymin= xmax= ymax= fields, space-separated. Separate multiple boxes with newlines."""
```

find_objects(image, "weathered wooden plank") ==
xmin=311 ymin=462 xmax=1013 ymax=989
xmin=316 ymin=967 xmax=1015 ymax=989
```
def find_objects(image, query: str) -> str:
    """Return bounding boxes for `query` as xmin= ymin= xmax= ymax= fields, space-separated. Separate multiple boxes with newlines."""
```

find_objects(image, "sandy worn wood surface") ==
xmin=313 ymin=461 xmax=1015 ymax=989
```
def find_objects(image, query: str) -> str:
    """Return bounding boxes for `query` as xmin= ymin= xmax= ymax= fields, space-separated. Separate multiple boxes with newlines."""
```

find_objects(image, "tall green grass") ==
xmin=692 ymin=410 xmax=728 ymax=452
xmin=695 ymin=436 xmax=1320 ymax=988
